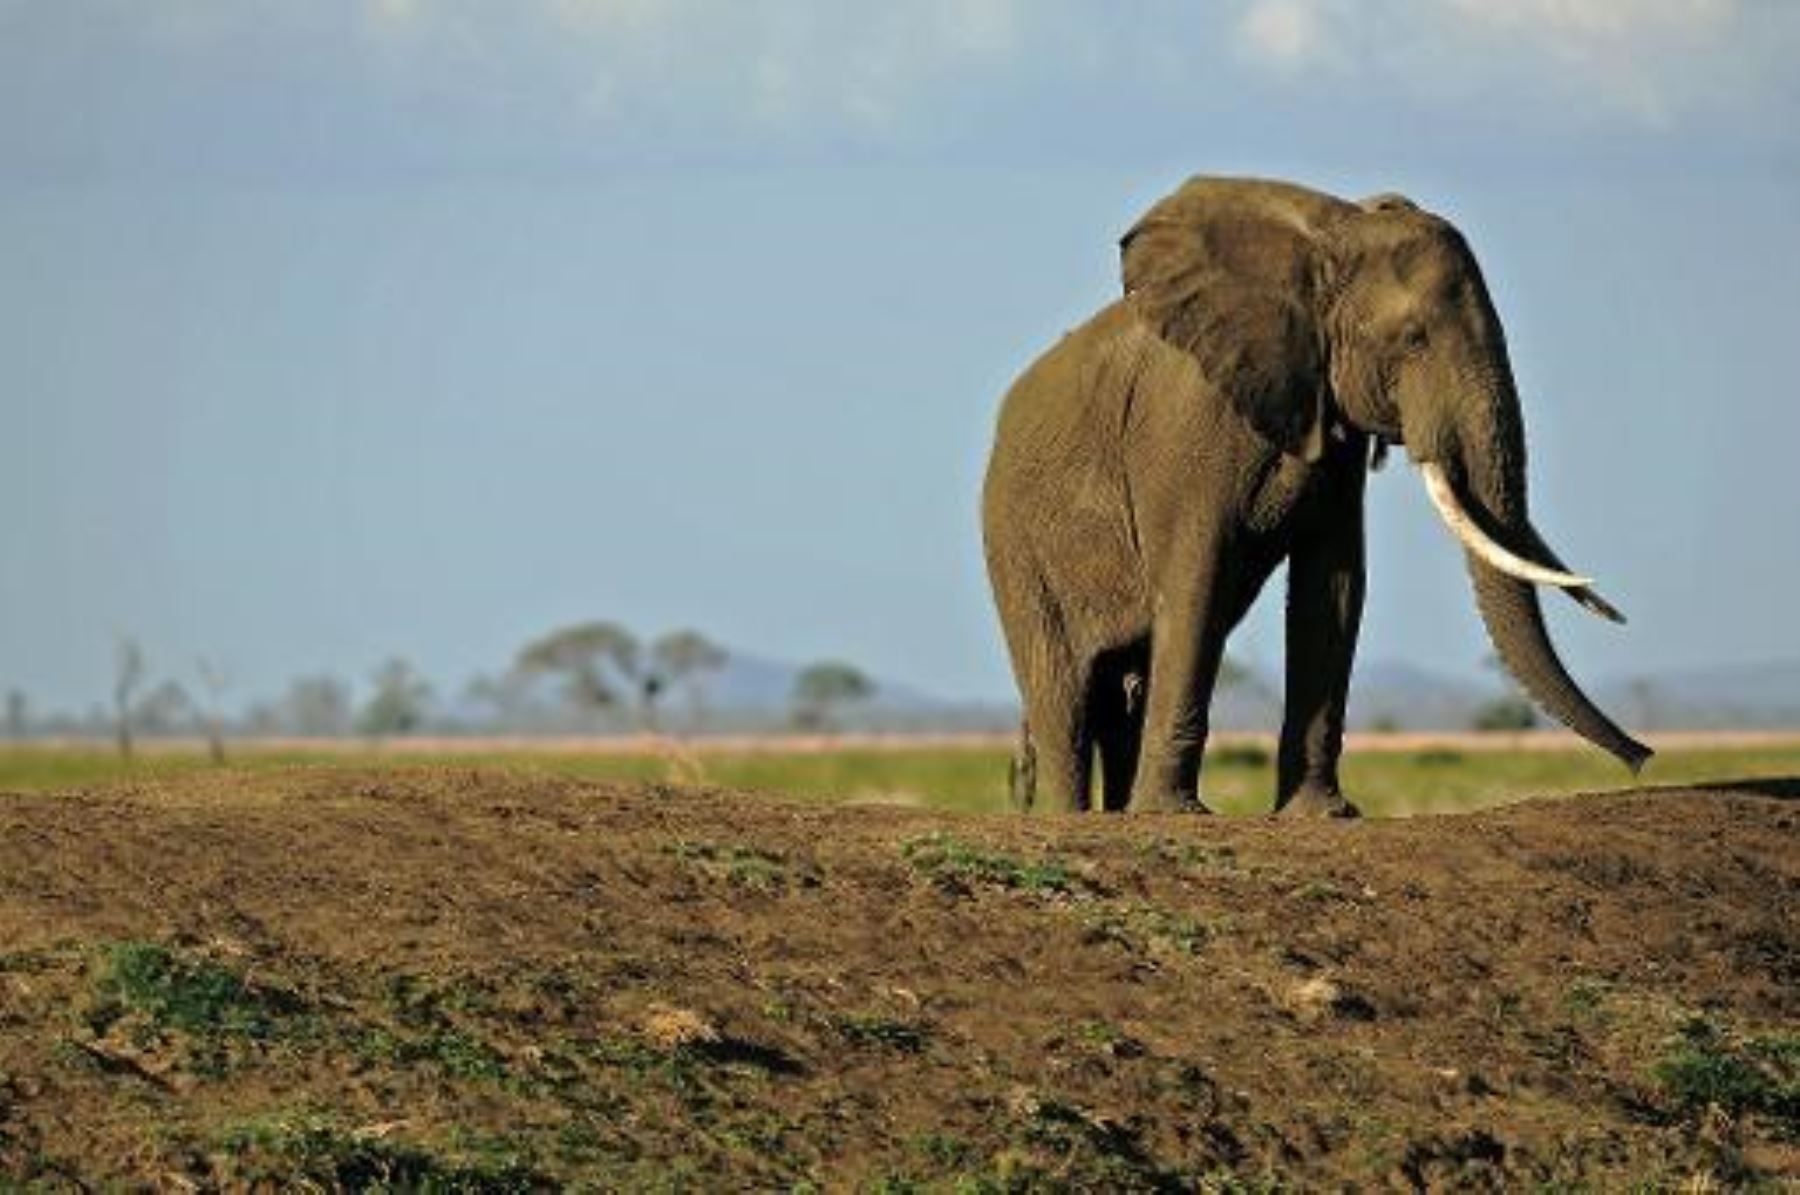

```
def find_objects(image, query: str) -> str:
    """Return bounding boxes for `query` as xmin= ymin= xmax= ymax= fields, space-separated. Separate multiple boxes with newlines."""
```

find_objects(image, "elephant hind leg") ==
xmin=1023 ymin=681 xmax=1092 ymax=813
xmin=1091 ymin=642 xmax=1149 ymax=813
xmin=992 ymin=569 xmax=1095 ymax=813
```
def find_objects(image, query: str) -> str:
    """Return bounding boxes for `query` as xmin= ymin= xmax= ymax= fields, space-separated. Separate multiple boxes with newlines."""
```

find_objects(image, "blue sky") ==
xmin=3 ymin=0 xmax=1798 ymax=714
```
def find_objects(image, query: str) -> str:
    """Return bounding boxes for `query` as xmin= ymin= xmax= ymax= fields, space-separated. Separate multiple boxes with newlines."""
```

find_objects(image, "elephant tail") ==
xmin=1007 ymin=718 xmax=1036 ymax=813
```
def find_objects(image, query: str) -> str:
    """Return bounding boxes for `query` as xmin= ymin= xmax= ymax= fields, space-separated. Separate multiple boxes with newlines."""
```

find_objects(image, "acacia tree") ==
xmin=134 ymin=680 xmax=193 ymax=735
xmin=114 ymin=637 xmax=145 ymax=760
xmin=358 ymin=658 xmax=432 ymax=739
xmin=283 ymin=675 xmax=352 ymax=737
xmin=791 ymin=661 xmax=874 ymax=733
xmin=646 ymin=630 xmax=729 ymax=734
xmin=4 ymin=690 xmax=26 ymax=739
xmin=516 ymin=622 xmax=642 ymax=731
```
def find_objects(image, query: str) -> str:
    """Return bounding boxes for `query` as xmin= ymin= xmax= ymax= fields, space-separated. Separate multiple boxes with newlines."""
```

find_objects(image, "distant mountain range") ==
xmin=688 ymin=652 xmax=1800 ymax=734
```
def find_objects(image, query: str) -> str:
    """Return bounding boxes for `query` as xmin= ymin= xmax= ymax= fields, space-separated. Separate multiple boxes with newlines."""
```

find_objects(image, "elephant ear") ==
xmin=1120 ymin=178 xmax=1344 ymax=462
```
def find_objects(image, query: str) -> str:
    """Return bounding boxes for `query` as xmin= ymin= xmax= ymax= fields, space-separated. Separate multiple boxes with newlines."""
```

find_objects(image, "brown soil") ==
xmin=1 ymin=768 xmax=1795 ymax=1190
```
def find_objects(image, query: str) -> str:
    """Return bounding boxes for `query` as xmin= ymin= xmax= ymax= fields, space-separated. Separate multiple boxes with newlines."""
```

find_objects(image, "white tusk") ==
xmin=1419 ymin=463 xmax=1594 ymax=589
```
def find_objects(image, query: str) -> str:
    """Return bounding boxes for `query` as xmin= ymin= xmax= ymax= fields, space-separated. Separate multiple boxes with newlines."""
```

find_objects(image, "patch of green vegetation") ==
xmin=665 ymin=839 xmax=811 ymax=892
xmin=543 ymin=1033 xmax=706 ymax=1106
xmin=354 ymin=1024 xmax=510 ymax=1083
xmin=91 ymin=941 xmax=302 ymax=1041
xmin=382 ymin=971 xmax=496 ymax=1023
xmin=1073 ymin=1019 xmax=1145 ymax=1059
xmin=1295 ymin=879 xmax=1346 ymax=903
xmin=900 ymin=832 xmax=1081 ymax=895
xmin=1563 ymin=977 xmax=1613 ymax=1019
xmin=994 ymin=1092 xmax=1185 ymax=1192
xmin=215 ymin=1111 xmax=547 ymax=1191
xmin=1080 ymin=902 xmax=1215 ymax=957
xmin=0 ymin=944 xmax=72 ymax=975
xmin=1653 ymin=1018 xmax=1800 ymax=1133
xmin=830 ymin=1012 xmax=930 ymax=1054
xmin=911 ymin=1130 xmax=973 ymax=1170
xmin=1141 ymin=838 xmax=1239 ymax=873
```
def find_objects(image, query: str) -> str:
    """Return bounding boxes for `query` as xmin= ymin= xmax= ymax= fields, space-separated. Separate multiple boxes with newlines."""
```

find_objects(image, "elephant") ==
xmin=981 ymin=176 xmax=1650 ymax=816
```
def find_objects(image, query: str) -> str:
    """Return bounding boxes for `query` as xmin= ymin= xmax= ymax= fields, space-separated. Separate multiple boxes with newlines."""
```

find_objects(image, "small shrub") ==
xmin=95 ymin=941 xmax=301 ymax=1040
xmin=1653 ymin=1018 xmax=1800 ymax=1132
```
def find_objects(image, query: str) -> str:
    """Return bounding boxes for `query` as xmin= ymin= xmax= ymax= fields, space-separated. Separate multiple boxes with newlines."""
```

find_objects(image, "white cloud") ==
xmin=1444 ymin=0 xmax=1741 ymax=120
xmin=346 ymin=0 xmax=1038 ymax=136
xmin=1229 ymin=0 xmax=1770 ymax=124
xmin=1237 ymin=0 xmax=1337 ymax=70
xmin=1449 ymin=0 xmax=1735 ymax=41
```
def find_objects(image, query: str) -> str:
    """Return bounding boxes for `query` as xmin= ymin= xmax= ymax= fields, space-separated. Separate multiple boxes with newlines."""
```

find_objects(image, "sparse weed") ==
xmin=866 ymin=1176 xmax=922 ymax=1195
xmin=1002 ymin=1092 xmax=1182 ymax=1190
xmin=1564 ymin=977 xmax=1612 ymax=1019
xmin=1081 ymin=902 xmax=1213 ymax=957
xmin=831 ymin=1012 xmax=930 ymax=1054
xmin=666 ymin=840 xmax=809 ymax=892
xmin=355 ymin=1024 xmax=509 ymax=1083
xmin=1194 ymin=1171 xmax=1284 ymax=1194
xmin=900 ymin=833 xmax=1080 ymax=895
xmin=1074 ymin=1019 xmax=1145 ymax=1059
xmin=911 ymin=1130 xmax=972 ymax=1170
xmin=1296 ymin=879 xmax=1346 ymax=903
xmin=1141 ymin=838 xmax=1240 ymax=873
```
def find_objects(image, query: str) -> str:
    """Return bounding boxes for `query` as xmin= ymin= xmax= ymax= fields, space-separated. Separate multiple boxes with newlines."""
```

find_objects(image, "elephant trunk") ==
xmin=1435 ymin=383 xmax=1652 ymax=771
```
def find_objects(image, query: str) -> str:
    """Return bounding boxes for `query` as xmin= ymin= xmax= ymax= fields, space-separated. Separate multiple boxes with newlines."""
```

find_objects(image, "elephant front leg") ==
xmin=1276 ymin=494 xmax=1365 ymax=819
xmin=1128 ymin=552 xmax=1230 ymax=814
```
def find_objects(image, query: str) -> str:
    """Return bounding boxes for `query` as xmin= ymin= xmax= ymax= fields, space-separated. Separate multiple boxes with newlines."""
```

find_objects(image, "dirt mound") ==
xmin=1 ymin=768 xmax=1795 ymax=1189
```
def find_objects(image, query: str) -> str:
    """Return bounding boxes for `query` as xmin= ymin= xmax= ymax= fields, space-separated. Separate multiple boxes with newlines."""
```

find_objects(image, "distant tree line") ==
xmin=2 ymin=624 xmax=887 ymax=758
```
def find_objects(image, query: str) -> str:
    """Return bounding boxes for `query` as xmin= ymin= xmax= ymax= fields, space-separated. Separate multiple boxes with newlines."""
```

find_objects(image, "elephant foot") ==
xmin=1126 ymin=791 xmax=1213 ymax=815
xmin=1278 ymin=787 xmax=1362 ymax=820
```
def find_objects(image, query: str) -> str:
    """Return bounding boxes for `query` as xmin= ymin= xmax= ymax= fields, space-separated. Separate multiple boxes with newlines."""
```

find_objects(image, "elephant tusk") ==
xmin=1419 ymin=463 xmax=1594 ymax=589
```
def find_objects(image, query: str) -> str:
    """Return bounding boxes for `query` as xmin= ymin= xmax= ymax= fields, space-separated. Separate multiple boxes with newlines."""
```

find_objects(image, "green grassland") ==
xmin=2 ymin=737 xmax=1797 ymax=816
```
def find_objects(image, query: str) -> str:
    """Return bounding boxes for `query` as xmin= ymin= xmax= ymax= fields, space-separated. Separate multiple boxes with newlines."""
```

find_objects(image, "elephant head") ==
xmin=1120 ymin=177 xmax=1650 ymax=769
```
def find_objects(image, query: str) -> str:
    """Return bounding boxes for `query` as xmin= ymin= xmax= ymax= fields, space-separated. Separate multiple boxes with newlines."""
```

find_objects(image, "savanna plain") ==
xmin=0 ymin=737 xmax=1795 ymax=1189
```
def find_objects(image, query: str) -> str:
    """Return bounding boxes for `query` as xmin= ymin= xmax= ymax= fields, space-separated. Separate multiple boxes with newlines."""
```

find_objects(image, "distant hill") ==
xmin=1596 ymin=660 xmax=1800 ymax=730
xmin=442 ymin=650 xmax=1800 ymax=736
xmin=707 ymin=653 xmax=1800 ymax=734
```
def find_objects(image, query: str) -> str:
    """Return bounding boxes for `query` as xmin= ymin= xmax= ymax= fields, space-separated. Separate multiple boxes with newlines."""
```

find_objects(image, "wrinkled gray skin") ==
xmin=982 ymin=177 xmax=1650 ymax=816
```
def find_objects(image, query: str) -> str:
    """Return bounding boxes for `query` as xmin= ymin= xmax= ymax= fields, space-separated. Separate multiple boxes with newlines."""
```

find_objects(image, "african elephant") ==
xmin=981 ymin=176 xmax=1649 ymax=816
